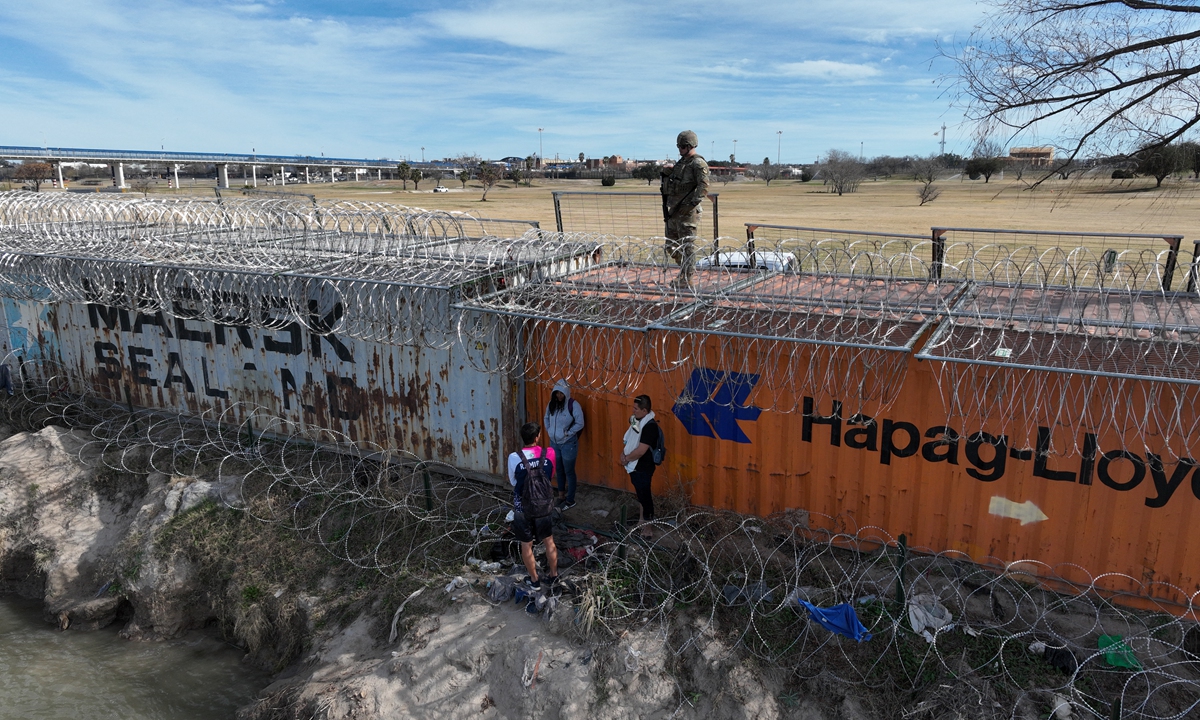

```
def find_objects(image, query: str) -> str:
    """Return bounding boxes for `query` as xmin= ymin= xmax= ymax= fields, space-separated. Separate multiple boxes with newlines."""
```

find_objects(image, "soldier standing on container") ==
xmin=661 ymin=130 xmax=710 ymax=289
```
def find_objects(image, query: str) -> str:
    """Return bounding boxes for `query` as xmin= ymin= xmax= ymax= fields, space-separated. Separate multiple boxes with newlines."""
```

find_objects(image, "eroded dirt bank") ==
xmin=4 ymin=424 xmax=1195 ymax=720
xmin=0 ymin=425 xmax=846 ymax=719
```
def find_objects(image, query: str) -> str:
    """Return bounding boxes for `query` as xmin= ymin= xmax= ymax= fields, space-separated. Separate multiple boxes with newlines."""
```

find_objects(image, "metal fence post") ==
xmin=930 ymin=229 xmax=946 ymax=280
xmin=746 ymin=224 xmax=757 ymax=269
xmin=552 ymin=192 xmax=564 ymax=233
xmin=1162 ymin=235 xmax=1182 ymax=291
xmin=1189 ymin=241 xmax=1200 ymax=294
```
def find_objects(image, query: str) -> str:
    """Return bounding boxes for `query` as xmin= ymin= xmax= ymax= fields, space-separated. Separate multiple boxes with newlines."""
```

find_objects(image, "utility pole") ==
xmin=421 ymin=147 xmax=425 ymax=162
xmin=732 ymin=139 xmax=737 ymax=163
xmin=938 ymin=124 xmax=947 ymax=155
xmin=538 ymin=128 xmax=543 ymax=168
xmin=859 ymin=141 xmax=863 ymax=162
xmin=776 ymin=131 xmax=782 ymax=164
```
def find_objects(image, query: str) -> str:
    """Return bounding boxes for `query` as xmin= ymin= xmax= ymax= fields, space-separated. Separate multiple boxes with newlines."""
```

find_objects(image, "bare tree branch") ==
xmin=947 ymin=0 xmax=1200 ymax=169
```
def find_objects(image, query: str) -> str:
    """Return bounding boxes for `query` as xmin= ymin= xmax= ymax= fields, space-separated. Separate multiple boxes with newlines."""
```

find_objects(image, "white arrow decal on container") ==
xmin=988 ymin=497 xmax=1049 ymax=525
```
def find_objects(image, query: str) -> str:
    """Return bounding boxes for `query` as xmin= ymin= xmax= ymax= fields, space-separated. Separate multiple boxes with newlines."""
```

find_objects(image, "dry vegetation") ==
xmin=132 ymin=172 xmax=1200 ymax=239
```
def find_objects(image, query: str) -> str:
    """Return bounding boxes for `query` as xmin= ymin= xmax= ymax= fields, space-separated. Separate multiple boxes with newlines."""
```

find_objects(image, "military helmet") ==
xmin=676 ymin=130 xmax=698 ymax=148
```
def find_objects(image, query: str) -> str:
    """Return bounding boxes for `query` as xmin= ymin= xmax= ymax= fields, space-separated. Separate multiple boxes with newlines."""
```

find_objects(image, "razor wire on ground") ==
xmin=0 ymin=362 xmax=1197 ymax=720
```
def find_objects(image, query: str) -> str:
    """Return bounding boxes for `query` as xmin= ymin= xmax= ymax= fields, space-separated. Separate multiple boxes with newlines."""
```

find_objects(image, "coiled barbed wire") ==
xmin=2 ymin=191 xmax=1198 ymax=456
xmin=0 ymin=362 xmax=1195 ymax=720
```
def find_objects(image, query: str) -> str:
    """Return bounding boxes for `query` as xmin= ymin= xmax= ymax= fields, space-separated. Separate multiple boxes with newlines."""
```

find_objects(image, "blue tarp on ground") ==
xmin=797 ymin=600 xmax=873 ymax=642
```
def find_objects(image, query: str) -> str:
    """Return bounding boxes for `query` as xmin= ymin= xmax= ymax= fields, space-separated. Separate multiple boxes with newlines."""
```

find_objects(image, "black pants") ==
xmin=629 ymin=470 xmax=654 ymax=521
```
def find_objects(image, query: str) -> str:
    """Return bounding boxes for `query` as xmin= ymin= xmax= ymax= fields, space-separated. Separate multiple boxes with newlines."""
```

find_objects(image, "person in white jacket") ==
xmin=543 ymin=379 xmax=585 ymax=510
xmin=619 ymin=394 xmax=660 ymax=538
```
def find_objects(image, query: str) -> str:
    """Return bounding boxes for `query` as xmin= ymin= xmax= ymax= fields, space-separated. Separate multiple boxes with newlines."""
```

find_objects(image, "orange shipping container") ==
xmin=526 ymin=339 xmax=1200 ymax=611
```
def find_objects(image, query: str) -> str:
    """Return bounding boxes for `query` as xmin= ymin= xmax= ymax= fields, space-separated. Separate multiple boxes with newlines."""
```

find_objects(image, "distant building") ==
xmin=1009 ymin=146 xmax=1054 ymax=167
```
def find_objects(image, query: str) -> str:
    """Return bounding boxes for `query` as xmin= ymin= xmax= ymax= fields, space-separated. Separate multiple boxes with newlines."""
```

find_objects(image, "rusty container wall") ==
xmin=526 ymin=332 xmax=1200 ymax=609
xmin=3 ymin=297 xmax=514 ymax=478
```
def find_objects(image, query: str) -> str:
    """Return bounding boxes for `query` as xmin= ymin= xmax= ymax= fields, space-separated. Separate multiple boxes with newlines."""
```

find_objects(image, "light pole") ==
xmin=421 ymin=147 xmax=425 ymax=162
xmin=732 ymin=139 xmax=737 ymax=163
xmin=538 ymin=128 xmax=544 ymax=168
xmin=776 ymin=131 xmax=782 ymax=164
xmin=710 ymin=140 xmax=714 ymax=158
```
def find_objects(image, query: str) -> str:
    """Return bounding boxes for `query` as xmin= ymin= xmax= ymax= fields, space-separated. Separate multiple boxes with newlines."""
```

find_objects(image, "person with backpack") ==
xmin=619 ymin=394 xmax=663 ymax=539
xmin=508 ymin=421 xmax=559 ymax=588
xmin=543 ymin=379 xmax=585 ymax=510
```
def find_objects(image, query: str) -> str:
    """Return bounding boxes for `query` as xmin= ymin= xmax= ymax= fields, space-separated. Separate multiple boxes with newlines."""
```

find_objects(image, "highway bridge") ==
xmin=0 ymin=145 xmax=449 ymax=189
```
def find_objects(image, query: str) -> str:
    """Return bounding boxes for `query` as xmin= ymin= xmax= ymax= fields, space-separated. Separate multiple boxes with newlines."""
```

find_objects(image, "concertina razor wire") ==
xmin=0 ymin=193 xmax=1197 ymax=717
xmin=1 ymin=192 xmax=1200 ymax=458
xmin=0 ymin=361 xmax=1196 ymax=720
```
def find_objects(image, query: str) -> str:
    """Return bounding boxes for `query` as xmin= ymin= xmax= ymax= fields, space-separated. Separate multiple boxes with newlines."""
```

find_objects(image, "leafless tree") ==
xmin=820 ymin=150 xmax=864 ymax=195
xmin=918 ymin=183 xmax=943 ymax=205
xmin=948 ymin=1 xmax=1200 ymax=176
xmin=1009 ymin=158 xmax=1031 ymax=181
xmin=753 ymin=157 xmax=782 ymax=186
xmin=14 ymin=162 xmax=52 ymax=191
xmin=912 ymin=155 xmax=944 ymax=205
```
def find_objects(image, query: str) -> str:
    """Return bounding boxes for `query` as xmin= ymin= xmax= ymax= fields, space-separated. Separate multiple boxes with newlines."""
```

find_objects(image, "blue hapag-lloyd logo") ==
xmin=672 ymin=369 xmax=762 ymax=443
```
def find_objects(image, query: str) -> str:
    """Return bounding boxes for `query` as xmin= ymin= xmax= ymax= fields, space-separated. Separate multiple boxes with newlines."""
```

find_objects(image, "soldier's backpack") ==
xmin=520 ymin=448 xmax=555 ymax=519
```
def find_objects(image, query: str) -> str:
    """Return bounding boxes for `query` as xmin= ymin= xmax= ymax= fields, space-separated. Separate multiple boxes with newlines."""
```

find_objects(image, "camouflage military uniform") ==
xmin=661 ymin=153 xmax=710 ymax=283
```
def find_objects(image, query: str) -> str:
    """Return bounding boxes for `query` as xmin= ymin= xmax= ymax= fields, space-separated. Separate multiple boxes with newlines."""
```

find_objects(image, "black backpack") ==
xmin=520 ymin=448 xmax=555 ymax=519
xmin=649 ymin=420 xmax=666 ymax=465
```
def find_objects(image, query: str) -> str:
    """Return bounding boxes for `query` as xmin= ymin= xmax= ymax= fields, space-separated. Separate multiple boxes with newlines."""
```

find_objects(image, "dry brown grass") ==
xmin=138 ymin=172 xmax=1200 ymax=239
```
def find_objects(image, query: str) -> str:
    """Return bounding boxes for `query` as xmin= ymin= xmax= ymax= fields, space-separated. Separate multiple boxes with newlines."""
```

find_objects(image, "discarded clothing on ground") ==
xmin=1029 ymin=640 xmax=1079 ymax=673
xmin=487 ymin=574 xmax=518 ymax=603
xmin=558 ymin=529 xmax=599 ymax=564
xmin=907 ymin=594 xmax=953 ymax=640
xmin=796 ymin=600 xmax=873 ymax=642
xmin=723 ymin=582 xmax=774 ymax=606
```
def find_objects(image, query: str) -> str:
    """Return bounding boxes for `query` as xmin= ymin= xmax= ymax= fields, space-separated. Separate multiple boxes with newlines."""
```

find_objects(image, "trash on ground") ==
xmin=1098 ymin=635 xmax=1142 ymax=670
xmin=796 ymin=599 xmax=873 ymax=642
xmin=907 ymin=594 xmax=953 ymax=638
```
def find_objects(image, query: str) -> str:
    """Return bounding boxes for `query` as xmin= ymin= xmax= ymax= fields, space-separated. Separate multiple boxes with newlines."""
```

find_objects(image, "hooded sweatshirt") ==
xmin=543 ymin=379 xmax=585 ymax=445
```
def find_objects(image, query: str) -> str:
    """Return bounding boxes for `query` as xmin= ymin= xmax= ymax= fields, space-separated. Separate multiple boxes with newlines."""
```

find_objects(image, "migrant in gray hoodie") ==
xmin=543 ymin=379 xmax=585 ymax=445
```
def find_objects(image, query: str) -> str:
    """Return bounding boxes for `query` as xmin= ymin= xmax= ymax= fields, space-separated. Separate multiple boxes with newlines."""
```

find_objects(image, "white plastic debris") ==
xmin=387 ymin=587 xmax=425 ymax=643
xmin=479 ymin=561 xmax=501 ymax=573
xmin=907 ymin=594 xmax=953 ymax=638
xmin=445 ymin=576 xmax=467 ymax=593
xmin=1051 ymin=693 xmax=1072 ymax=719
xmin=1029 ymin=640 xmax=1048 ymax=655
xmin=505 ymin=510 xmax=515 ymax=523
xmin=624 ymin=646 xmax=642 ymax=672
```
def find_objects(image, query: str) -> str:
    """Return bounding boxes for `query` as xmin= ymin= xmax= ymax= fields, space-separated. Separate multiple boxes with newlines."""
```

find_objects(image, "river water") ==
xmin=0 ymin=596 xmax=270 ymax=719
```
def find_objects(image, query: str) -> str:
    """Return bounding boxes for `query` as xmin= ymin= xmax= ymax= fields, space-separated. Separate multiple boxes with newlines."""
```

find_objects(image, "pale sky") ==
xmin=0 ymin=1 xmax=991 ymax=163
